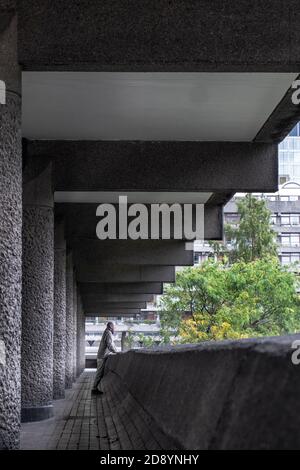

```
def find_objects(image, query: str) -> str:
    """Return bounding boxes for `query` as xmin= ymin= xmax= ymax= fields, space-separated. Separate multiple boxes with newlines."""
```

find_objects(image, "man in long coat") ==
xmin=91 ymin=321 xmax=117 ymax=394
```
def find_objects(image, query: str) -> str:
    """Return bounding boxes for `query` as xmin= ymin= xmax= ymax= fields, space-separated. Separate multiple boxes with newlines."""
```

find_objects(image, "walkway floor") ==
xmin=20 ymin=370 xmax=166 ymax=450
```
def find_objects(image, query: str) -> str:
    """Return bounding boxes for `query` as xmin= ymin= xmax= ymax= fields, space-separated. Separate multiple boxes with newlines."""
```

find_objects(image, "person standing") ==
xmin=91 ymin=321 xmax=117 ymax=394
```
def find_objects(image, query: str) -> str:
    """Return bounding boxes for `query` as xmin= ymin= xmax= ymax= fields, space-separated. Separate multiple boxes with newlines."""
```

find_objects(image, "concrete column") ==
xmin=65 ymin=252 xmax=74 ymax=389
xmin=53 ymin=218 xmax=66 ymax=399
xmin=0 ymin=10 xmax=22 ymax=449
xmin=72 ymin=278 xmax=77 ymax=381
xmin=21 ymin=157 xmax=54 ymax=422
xmin=76 ymin=292 xmax=85 ymax=377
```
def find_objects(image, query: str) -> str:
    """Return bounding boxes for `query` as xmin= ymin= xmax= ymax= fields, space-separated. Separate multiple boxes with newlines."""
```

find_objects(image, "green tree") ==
xmin=210 ymin=194 xmax=277 ymax=263
xmin=159 ymin=260 xmax=300 ymax=344
xmin=136 ymin=334 xmax=156 ymax=348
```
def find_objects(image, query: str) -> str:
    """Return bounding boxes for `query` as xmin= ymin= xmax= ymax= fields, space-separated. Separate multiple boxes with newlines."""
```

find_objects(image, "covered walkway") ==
xmin=20 ymin=371 xmax=175 ymax=451
xmin=2 ymin=1 xmax=300 ymax=450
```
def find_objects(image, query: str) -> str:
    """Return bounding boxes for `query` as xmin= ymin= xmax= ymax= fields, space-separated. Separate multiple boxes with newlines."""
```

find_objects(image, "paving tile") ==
xmin=20 ymin=370 xmax=177 ymax=451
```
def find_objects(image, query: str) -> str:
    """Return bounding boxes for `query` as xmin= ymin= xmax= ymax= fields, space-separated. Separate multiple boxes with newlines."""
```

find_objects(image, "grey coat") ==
xmin=97 ymin=328 xmax=117 ymax=359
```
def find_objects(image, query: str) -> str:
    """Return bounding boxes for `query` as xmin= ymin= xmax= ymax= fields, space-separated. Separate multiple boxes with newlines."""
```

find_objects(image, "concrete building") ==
xmin=1 ymin=1 xmax=300 ymax=450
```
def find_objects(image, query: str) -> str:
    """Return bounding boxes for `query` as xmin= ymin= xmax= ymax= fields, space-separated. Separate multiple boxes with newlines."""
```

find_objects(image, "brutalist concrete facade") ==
xmin=0 ymin=9 xmax=22 ymax=450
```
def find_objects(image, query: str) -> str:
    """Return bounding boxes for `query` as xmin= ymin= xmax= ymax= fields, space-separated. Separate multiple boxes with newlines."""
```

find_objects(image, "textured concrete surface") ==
xmin=0 ymin=12 xmax=21 ymax=448
xmin=76 ymin=293 xmax=85 ymax=378
xmin=53 ymin=219 xmax=66 ymax=399
xmin=20 ymin=371 xmax=176 ymax=450
xmin=0 ymin=9 xmax=20 ymax=94
xmin=72 ymin=278 xmax=77 ymax=382
xmin=87 ymin=309 xmax=141 ymax=317
xmin=73 ymin=240 xmax=193 ymax=267
xmin=27 ymin=140 xmax=278 ymax=192
xmin=76 ymin=265 xmax=175 ymax=284
xmin=84 ymin=302 xmax=147 ymax=313
xmin=79 ymin=282 xmax=163 ymax=295
xmin=21 ymin=159 xmax=54 ymax=422
xmin=82 ymin=294 xmax=154 ymax=303
xmin=105 ymin=335 xmax=300 ymax=450
xmin=65 ymin=252 xmax=74 ymax=389
xmin=18 ymin=1 xmax=300 ymax=72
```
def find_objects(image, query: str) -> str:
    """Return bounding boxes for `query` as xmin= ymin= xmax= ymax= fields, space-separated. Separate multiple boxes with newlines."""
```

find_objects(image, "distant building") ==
xmin=194 ymin=125 xmax=300 ymax=268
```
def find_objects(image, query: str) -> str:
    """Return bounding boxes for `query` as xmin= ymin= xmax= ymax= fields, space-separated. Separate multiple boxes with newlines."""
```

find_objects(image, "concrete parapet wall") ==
xmin=104 ymin=335 xmax=300 ymax=450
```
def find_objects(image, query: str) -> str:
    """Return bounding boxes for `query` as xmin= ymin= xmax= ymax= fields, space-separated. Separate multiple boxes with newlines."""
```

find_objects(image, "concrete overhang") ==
xmin=72 ymin=240 xmax=193 ymax=267
xmin=17 ymin=2 xmax=300 ymax=73
xmin=76 ymin=265 xmax=175 ymax=283
xmin=24 ymin=140 xmax=278 ymax=193
xmin=83 ymin=301 xmax=147 ymax=311
xmin=78 ymin=282 xmax=163 ymax=295
xmin=86 ymin=309 xmax=142 ymax=317
xmin=55 ymin=200 xmax=223 ymax=241
xmin=81 ymin=294 xmax=154 ymax=303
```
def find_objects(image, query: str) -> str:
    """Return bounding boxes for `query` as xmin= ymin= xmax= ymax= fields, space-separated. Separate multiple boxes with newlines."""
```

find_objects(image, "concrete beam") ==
xmin=18 ymin=1 xmax=300 ymax=72
xmin=76 ymin=265 xmax=175 ymax=283
xmin=254 ymin=74 xmax=300 ymax=143
xmin=72 ymin=240 xmax=193 ymax=267
xmin=26 ymin=140 xmax=278 ymax=193
xmin=78 ymin=282 xmax=163 ymax=295
xmin=56 ymin=202 xmax=223 ymax=241
xmin=83 ymin=301 xmax=147 ymax=311
xmin=81 ymin=294 xmax=154 ymax=303
xmin=86 ymin=309 xmax=141 ymax=317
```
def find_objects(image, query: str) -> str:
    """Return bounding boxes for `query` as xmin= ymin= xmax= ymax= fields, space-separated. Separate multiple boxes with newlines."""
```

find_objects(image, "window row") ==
xmin=279 ymin=234 xmax=300 ymax=246
xmin=266 ymin=195 xmax=300 ymax=202
xmin=280 ymin=253 xmax=300 ymax=265
xmin=271 ymin=214 xmax=300 ymax=226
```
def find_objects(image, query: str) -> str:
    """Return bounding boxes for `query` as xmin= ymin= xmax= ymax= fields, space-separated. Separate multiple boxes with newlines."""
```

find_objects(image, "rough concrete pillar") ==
xmin=21 ymin=157 xmax=54 ymax=422
xmin=73 ymin=278 xmax=77 ymax=381
xmin=65 ymin=252 xmax=74 ymax=389
xmin=76 ymin=291 xmax=85 ymax=377
xmin=0 ymin=8 xmax=22 ymax=449
xmin=53 ymin=218 xmax=66 ymax=399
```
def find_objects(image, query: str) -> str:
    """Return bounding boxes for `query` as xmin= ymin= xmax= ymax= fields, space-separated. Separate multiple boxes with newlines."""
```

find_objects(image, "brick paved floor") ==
xmin=20 ymin=370 xmax=176 ymax=450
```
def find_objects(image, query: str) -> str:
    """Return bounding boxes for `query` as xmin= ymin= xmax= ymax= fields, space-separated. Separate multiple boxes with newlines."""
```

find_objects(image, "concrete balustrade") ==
xmin=103 ymin=335 xmax=300 ymax=450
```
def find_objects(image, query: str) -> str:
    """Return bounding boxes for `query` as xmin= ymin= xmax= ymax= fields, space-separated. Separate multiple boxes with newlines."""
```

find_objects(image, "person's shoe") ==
xmin=91 ymin=388 xmax=103 ymax=395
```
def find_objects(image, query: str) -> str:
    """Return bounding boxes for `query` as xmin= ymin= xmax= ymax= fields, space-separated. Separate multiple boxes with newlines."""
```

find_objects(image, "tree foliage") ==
xmin=159 ymin=259 xmax=300 ymax=344
xmin=210 ymin=194 xmax=277 ymax=263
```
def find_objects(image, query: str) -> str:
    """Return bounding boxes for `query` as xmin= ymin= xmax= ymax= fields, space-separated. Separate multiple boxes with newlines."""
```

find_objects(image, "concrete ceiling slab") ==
xmin=22 ymin=72 xmax=298 ymax=141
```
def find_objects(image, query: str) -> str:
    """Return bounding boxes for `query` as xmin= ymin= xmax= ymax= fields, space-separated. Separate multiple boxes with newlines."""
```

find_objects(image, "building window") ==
xmin=280 ymin=253 xmax=300 ymax=265
xmin=280 ymin=234 xmax=300 ymax=246
xmin=280 ymin=214 xmax=300 ymax=226
xmin=281 ymin=236 xmax=290 ymax=246
xmin=281 ymin=215 xmax=290 ymax=225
